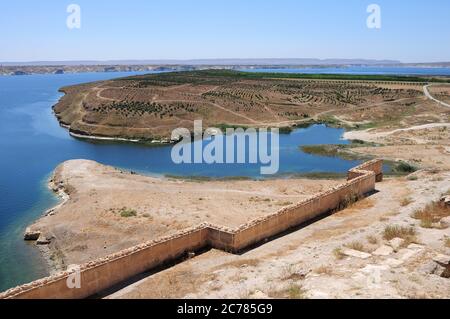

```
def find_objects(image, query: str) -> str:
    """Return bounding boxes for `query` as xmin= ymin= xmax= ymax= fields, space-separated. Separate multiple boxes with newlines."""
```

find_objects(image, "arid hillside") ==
xmin=54 ymin=70 xmax=442 ymax=141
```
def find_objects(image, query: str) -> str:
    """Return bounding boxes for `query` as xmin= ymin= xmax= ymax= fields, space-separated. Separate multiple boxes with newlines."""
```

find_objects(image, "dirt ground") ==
xmin=26 ymin=159 xmax=450 ymax=299
xmin=106 ymin=170 xmax=450 ymax=299
xmin=343 ymin=124 xmax=450 ymax=170
xmin=29 ymin=160 xmax=340 ymax=271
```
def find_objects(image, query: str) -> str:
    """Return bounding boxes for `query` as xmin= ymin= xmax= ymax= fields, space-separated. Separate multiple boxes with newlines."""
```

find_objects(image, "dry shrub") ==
xmin=412 ymin=201 xmax=450 ymax=229
xmin=367 ymin=235 xmax=379 ymax=245
xmin=345 ymin=241 xmax=366 ymax=252
xmin=315 ymin=265 xmax=333 ymax=276
xmin=269 ymin=284 xmax=307 ymax=299
xmin=333 ymin=248 xmax=345 ymax=260
xmin=383 ymin=225 xmax=417 ymax=242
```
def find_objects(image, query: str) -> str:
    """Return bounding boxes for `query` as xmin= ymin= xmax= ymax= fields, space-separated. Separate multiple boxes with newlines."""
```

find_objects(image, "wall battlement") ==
xmin=0 ymin=160 xmax=383 ymax=299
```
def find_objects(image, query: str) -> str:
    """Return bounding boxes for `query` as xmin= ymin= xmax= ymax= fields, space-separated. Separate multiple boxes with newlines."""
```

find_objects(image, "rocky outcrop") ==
xmin=440 ymin=195 xmax=450 ymax=207
xmin=36 ymin=234 xmax=51 ymax=246
xmin=23 ymin=228 xmax=41 ymax=241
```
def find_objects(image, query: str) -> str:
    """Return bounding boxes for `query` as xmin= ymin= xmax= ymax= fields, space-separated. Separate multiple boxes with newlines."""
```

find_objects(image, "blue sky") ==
xmin=1 ymin=0 xmax=449 ymax=62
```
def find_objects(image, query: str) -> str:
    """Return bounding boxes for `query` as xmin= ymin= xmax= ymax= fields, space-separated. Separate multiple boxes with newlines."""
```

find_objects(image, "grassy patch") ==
xmin=278 ymin=126 xmax=294 ymax=134
xmin=333 ymin=248 xmax=345 ymax=260
xmin=268 ymin=284 xmax=307 ymax=299
xmin=286 ymin=284 xmax=307 ymax=299
xmin=119 ymin=208 xmax=138 ymax=218
xmin=383 ymin=225 xmax=417 ymax=243
xmin=301 ymin=145 xmax=342 ymax=157
xmin=215 ymin=123 xmax=249 ymax=132
xmin=394 ymin=162 xmax=418 ymax=174
xmin=300 ymin=140 xmax=378 ymax=161
xmin=122 ymin=69 xmax=450 ymax=84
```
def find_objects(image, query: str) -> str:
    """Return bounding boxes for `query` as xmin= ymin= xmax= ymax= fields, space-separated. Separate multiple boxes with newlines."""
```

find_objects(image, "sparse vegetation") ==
xmin=367 ymin=235 xmax=379 ymax=245
xmin=333 ymin=248 xmax=345 ymax=260
xmin=119 ymin=208 xmax=138 ymax=218
xmin=56 ymin=69 xmax=434 ymax=142
xmin=286 ymin=284 xmax=307 ymax=299
xmin=345 ymin=241 xmax=366 ymax=252
xmin=445 ymin=237 xmax=450 ymax=248
xmin=337 ymin=193 xmax=360 ymax=210
xmin=315 ymin=265 xmax=333 ymax=275
xmin=281 ymin=264 xmax=305 ymax=281
xmin=412 ymin=201 xmax=450 ymax=229
xmin=394 ymin=162 xmax=417 ymax=174
xmin=383 ymin=225 xmax=417 ymax=243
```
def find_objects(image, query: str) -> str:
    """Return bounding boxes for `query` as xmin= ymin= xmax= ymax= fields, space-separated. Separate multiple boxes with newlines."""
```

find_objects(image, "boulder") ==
xmin=383 ymin=258 xmax=403 ymax=267
xmin=373 ymin=245 xmax=394 ymax=256
xmin=24 ymin=228 xmax=41 ymax=241
xmin=440 ymin=216 xmax=450 ymax=229
xmin=36 ymin=234 xmax=51 ymax=246
xmin=342 ymin=248 xmax=371 ymax=259
xmin=399 ymin=248 xmax=418 ymax=262
xmin=433 ymin=254 xmax=450 ymax=266
xmin=434 ymin=265 xmax=450 ymax=278
xmin=407 ymin=243 xmax=425 ymax=251
xmin=440 ymin=196 xmax=450 ymax=207
xmin=418 ymin=261 xmax=439 ymax=275
xmin=389 ymin=238 xmax=405 ymax=251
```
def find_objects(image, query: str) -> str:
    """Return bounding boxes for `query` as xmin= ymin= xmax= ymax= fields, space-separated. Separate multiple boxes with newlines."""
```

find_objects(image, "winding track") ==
xmin=423 ymin=84 xmax=450 ymax=108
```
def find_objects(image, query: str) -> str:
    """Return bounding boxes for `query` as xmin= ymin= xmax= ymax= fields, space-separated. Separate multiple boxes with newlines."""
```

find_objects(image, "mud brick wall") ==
xmin=0 ymin=160 xmax=383 ymax=299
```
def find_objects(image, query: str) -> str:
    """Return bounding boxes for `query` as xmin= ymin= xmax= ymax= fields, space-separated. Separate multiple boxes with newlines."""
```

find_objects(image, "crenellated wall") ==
xmin=0 ymin=160 xmax=383 ymax=299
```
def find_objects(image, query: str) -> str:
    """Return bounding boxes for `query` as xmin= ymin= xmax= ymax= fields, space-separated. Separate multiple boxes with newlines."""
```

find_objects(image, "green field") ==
xmin=120 ymin=69 xmax=450 ymax=84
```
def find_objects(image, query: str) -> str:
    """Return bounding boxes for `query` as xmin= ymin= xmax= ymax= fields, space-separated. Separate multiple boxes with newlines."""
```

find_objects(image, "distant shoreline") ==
xmin=2 ymin=64 xmax=450 ymax=77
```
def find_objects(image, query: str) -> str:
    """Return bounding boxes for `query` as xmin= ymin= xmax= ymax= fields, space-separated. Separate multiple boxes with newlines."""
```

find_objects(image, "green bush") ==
xmin=395 ymin=162 xmax=417 ymax=173
xmin=119 ymin=208 xmax=137 ymax=218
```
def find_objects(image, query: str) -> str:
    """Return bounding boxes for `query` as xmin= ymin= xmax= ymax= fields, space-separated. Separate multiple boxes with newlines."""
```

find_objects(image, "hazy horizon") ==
xmin=1 ymin=0 xmax=450 ymax=63
xmin=2 ymin=58 xmax=450 ymax=67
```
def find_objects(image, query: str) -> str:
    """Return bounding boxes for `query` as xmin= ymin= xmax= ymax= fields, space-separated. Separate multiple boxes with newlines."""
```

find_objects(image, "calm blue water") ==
xmin=244 ymin=66 xmax=450 ymax=76
xmin=0 ymin=67 xmax=432 ymax=291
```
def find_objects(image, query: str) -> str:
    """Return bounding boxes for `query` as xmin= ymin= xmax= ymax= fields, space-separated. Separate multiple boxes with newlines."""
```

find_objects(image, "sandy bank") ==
xmin=26 ymin=160 xmax=341 ymax=271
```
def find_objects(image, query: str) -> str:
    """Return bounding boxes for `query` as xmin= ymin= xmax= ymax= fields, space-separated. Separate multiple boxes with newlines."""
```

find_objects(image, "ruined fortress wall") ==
xmin=232 ymin=171 xmax=376 ymax=250
xmin=6 ymin=227 xmax=208 ymax=299
xmin=1 ymin=160 xmax=383 ymax=299
xmin=348 ymin=159 xmax=383 ymax=182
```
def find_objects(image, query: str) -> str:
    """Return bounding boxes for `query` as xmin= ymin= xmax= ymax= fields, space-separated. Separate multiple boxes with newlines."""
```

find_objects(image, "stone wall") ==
xmin=0 ymin=160 xmax=383 ymax=299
